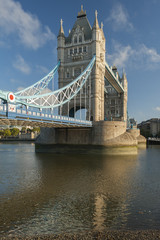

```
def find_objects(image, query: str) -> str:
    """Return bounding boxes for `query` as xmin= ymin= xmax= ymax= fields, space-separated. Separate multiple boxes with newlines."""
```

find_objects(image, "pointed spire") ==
xmin=93 ymin=10 xmax=100 ymax=29
xmin=58 ymin=19 xmax=64 ymax=37
xmin=77 ymin=5 xmax=86 ymax=18
xmin=101 ymin=22 xmax=103 ymax=30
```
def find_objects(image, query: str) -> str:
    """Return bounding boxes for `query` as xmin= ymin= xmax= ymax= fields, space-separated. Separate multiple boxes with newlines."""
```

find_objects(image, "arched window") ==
xmin=74 ymin=36 xmax=77 ymax=44
xmin=79 ymin=35 xmax=82 ymax=43
xmin=70 ymin=49 xmax=73 ymax=55
xmin=79 ymin=47 xmax=82 ymax=53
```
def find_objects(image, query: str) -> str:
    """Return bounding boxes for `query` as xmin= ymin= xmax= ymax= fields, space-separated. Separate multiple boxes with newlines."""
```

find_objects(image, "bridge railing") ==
xmin=0 ymin=103 xmax=92 ymax=127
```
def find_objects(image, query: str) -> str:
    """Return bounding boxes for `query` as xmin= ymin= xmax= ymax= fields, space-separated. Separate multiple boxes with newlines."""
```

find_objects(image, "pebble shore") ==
xmin=1 ymin=230 xmax=160 ymax=240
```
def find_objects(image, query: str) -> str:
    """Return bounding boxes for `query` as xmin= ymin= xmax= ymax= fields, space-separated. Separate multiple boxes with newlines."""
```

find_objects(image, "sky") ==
xmin=0 ymin=0 xmax=160 ymax=123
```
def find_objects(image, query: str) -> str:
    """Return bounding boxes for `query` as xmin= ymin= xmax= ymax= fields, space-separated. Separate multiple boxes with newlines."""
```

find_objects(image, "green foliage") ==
xmin=21 ymin=127 xmax=26 ymax=133
xmin=27 ymin=128 xmax=31 ymax=133
xmin=32 ymin=127 xmax=40 ymax=133
xmin=11 ymin=128 xmax=19 ymax=137
xmin=0 ymin=130 xmax=4 ymax=136
xmin=4 ymin=129 xmax=11 ymax=138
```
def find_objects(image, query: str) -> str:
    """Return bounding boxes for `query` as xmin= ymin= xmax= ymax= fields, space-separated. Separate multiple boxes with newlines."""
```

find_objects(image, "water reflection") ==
xmin=1 ymin=144 xmax=160 ymax=236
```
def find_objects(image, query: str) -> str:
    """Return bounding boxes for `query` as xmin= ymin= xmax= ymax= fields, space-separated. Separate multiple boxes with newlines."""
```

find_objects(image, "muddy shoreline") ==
xmin=1 ymin=230 xmax=160 ymax=240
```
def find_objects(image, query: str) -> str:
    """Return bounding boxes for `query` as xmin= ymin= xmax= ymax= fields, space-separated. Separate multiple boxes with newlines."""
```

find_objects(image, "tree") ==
xmin=11 ymin=128 xmax=19 ymax=137
xmin=32 ymin=127 xmax=40 ymax=133
xmin=0 ymin=130 xmax=4 ymax=137
xmin=21 ymin=127 xmax=26 ymax=133
xmin=4 ymin=129 xmax=11 ymax=138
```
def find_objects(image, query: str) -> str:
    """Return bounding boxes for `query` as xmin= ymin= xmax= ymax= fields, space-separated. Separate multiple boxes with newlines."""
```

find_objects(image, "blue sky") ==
xmin=0 ymin=0 xmax=160 ymax=123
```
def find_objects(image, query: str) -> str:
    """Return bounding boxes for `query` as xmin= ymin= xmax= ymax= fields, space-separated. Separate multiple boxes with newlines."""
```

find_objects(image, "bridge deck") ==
xmin=105 ymin=62 xmax=124 ymax=93
xmin=0 ymin=109 xmax=92 ymax=128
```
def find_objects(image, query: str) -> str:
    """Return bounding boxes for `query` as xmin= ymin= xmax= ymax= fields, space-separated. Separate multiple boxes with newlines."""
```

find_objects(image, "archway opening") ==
xmin=69 ymin=107 xmax=87 ymax=120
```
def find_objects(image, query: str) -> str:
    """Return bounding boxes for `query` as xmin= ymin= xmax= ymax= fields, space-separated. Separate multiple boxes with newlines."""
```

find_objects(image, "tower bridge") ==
xmin=0 ymin=6 xmax=144 ymax=151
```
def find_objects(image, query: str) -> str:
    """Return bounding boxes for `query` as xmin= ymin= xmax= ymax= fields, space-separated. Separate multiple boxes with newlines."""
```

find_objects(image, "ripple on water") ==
xmin=1 ymin=144 xmax=160 ymax=236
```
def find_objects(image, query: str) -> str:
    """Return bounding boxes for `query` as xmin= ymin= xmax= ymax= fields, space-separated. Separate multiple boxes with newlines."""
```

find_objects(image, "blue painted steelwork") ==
xmin=0 ymin=57 xmax=96 ymax=127
xmin=15 ymin=61 xmax=60 ymax=97
xmin=0 ymin=103 xmax=92 ymax=127
xmin=14 ymin=56 xmax=96 ymax=109
xmin=105 ymin=61 xmax=124 ymax=93
xmin=0 ymin=56 xmax=95 ymax=111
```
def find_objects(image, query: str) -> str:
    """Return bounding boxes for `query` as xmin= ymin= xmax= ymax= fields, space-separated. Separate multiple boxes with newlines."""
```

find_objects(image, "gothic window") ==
xmin=70 ymin=49 xmax=73 ymax=55
xmin=74 ymin=68 xmax=81 ymax=77
xmin=67 ymin=72 xmax=69 ymax=78
xmin=74 ymin=48 xmax=77 ymax=54
xmin=79 ymin=35 xmax=82 ymax=43
xmin=79 ymin=47 xmax=82 ymax=53
xmin=74 ymin=36 xmax=77 ymax=44
xmin=83 ymin=46 xmax=86 ymax=52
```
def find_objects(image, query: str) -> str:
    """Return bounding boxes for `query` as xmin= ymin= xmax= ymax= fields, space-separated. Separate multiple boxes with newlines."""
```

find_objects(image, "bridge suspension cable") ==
xmin=15 ymin=55 xmax=96 ymax=109
xmin=15 ymin=61 xmax=60 ymax=97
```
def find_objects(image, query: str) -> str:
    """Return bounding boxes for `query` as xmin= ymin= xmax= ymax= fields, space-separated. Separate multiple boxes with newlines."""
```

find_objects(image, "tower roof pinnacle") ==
xmin=77 ymin=5 xmax=86 ymax=18
xmin=58 ymin=18 xmax=64 ymax=37
xmin=93 ymin=10 xmax=100 ymax=29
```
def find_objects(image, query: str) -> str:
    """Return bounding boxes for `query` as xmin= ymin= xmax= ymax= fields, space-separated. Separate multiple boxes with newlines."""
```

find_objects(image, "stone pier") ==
xmin=35 ymin=121 xmax=146 ymax=155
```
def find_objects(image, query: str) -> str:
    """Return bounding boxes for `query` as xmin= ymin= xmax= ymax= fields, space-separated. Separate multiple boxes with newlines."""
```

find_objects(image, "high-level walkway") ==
xmin=0 ymin=55 xmax=124 ymax=127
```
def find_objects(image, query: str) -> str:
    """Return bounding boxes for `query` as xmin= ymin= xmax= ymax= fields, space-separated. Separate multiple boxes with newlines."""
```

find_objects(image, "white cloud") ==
xmin=13 ymin=55 xmax=31 ymax=74
xmin=106 ymin=3 xmax=133 ymax=32
xmin=107 ymin=41 xmax=160 ymax=70
xmin=36 ymin=65 xmax=49 ymax=75
xmin=0 ymin=0 xmax=55 ymax=49
xmin=107 ymin=42 xmax=133 ymax=68
xmin=155 ymin=107 xmax=160 ymax=112
xmin=10 ymin=78 xmax=19 ymax=83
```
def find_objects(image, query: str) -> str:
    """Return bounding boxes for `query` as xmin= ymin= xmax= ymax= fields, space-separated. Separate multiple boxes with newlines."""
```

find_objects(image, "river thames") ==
xmin=0 ymin=143 xmax=160 ymax=237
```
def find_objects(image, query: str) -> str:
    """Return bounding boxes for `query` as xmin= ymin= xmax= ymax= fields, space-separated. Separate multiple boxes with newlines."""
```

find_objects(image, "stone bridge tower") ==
xmin=57 ymin=6 xmax=106 ymax=121
xmin=36 ymin=7 xmax=143 ymax=152
xmin=57 ymin=6 xmax=128 ymax=123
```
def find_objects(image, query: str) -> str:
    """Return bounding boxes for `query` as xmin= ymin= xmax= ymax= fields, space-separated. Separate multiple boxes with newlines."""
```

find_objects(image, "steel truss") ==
xmin=15 ymin=61 xmax=60 ymax=97
xmin=15 ymin=56 xmax=96 ymax=109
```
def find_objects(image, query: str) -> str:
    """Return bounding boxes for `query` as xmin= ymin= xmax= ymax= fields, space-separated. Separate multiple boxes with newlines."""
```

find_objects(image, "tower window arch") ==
xmin=74 ymin=36 xmax=77 ymax=44
xmin=79 ymin=35 xmax=82 ymax=43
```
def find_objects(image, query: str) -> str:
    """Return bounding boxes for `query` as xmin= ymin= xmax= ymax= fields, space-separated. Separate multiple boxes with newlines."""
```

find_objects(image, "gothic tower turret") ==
xmin=57 ymin=19 xmax=65 ymax=89
xmin=91 ymin=10 xmax=106 ymax=121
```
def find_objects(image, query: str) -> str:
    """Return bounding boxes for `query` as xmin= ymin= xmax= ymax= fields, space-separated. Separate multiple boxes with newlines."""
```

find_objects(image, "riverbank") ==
xmin=2 ymin=230 xmax=160 ymax=239
xmin=147 ymin=137 xmax=160 ymax=145
xmin=0 ymin=139 xmax=35 ymax=142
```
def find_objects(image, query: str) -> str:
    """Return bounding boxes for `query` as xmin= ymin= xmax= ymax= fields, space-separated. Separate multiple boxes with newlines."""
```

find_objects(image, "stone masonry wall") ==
xmin=37 ymin=121 xmax=127 ymax=146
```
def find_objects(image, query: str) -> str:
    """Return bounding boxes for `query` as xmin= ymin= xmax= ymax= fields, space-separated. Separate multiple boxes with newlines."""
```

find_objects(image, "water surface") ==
xmin=0 ymin=143 xmax=160 ymax=236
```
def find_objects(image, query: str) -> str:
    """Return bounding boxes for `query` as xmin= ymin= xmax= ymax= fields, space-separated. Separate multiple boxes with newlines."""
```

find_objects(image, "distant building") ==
xmin=138 ymin=118 xmax=160 ymax=137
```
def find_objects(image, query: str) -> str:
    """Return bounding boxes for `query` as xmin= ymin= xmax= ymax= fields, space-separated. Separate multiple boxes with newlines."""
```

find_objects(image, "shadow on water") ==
xmin=0 ymin=144 xmax=140 ymax=235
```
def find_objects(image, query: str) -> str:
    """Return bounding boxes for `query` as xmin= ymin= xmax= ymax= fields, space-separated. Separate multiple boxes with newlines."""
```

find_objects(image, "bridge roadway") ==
xmin=105 ymin=62 xmax=124 ymax=93
xmin=0 ymin=106 xmax=92 ymax=128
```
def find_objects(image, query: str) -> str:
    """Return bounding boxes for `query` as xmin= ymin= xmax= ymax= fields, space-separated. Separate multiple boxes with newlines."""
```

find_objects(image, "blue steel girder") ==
xmin=0 ymin=56 xmax=95 ymax=111
xmin=105 ymin=61 xmax=124 ymax=93
xmin=12 ymin=55 xmax=96 ymax=109
xmin=15 ymin=61 xmax=60 ymax=97
xmin=0 ymin=107 xmax=92 ymax=128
